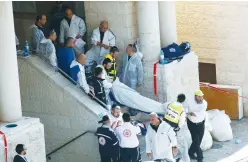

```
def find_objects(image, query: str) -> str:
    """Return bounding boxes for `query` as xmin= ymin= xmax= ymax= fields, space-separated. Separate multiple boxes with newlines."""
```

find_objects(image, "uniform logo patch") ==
xmin=99 ymin=137 xmax=106 ymax=145
xmin=123 ymin=129 xmax=132 ymax=137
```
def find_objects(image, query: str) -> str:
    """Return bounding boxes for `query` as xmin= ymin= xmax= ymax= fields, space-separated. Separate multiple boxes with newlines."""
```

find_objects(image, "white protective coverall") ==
xmin=60 ymin=15 xmax=86 ymax=53
xmin=70 ymin=60 xmax=90 ymax=93
xmin=37 ymin=38 xmax=57 ymax=67
xmin=118 ymin=53 xmax=143 ymax=89
xmin=30 ymin=24 xmax=45 ymax=51
xmin=85 ymin=27 xmax=116 ymax=65
xmin=146 ymin=121 xmax=177 ymax=162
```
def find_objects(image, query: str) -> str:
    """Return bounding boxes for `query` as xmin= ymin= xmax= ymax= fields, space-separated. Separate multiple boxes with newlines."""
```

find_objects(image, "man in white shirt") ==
xmin=70 ymin=54 xmax=93 ymax=94
xmin=146 ymin=112 xmax=178 ymax=162
xmin=60 ymin=7 xmax=86 ymax=52
xmin=109 ymin=104 xmax=123 ymax=129
xmin=187 ymin=90 xmax=207 ymax=162
xmin=115 ymin=113 xmax=142 ymax=162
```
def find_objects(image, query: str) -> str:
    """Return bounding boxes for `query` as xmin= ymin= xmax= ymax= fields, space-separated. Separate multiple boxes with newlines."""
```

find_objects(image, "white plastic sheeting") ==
xmin=208 ymin=109 xmax=233 ymax=142
xmin=111 ymin=78 xmax=164 ymax=114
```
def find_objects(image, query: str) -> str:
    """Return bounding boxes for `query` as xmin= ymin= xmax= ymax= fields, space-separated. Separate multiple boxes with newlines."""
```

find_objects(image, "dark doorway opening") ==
xmin=199 ymin=62 xmax=217 ymax=84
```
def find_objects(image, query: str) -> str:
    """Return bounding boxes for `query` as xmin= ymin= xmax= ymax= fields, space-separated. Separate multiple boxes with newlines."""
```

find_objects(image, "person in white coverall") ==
xmin=118 ymin=44 xmax=143 ymax=90
xmin=60 ymin=7 xmax=86 ymax=53
xmin=37 ymin=29 xmax=58 ymax=70
xmin=86 ymin=21 xmax=116 ymax=65
xmin=70 ymin=54 xmax=93 ymax=94
xmin=146 ymin=112 xmax=178 ymax=162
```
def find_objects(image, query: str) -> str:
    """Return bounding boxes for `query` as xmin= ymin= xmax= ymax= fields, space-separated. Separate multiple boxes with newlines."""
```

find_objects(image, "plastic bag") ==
xmin=207 ymin=109 xmax=233 ymax=142
xmin=200 ymin=129 xmax=213 ymax=151
xmin=178 ymin=114 xmax=213 ymax=153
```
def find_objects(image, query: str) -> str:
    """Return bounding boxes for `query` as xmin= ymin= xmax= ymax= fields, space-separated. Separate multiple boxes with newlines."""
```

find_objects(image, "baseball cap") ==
xmin=98 ymin=115 xmax=110 ymax=124
xmin=194 ymin=90 xmax=204 ymax=97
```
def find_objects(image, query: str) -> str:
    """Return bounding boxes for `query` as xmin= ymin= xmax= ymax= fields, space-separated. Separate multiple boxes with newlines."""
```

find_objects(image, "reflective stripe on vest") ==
xmin=164 ymin=103 xmax=183 ymax=125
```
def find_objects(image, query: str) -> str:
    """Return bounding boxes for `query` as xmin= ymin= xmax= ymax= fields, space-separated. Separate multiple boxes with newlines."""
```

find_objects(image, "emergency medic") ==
xmin=109 ymin=104 xmax=123 ymax=129
xmin=96 ymin=115 xmax=120 ymax=162
xmin=115 ymin=112 xmax=145 ymax=162
xmin=163 ymin=94 xmax=186 ymax=132
xmin=146 ymin=112 xmax=178 ymax=162
xmin=104 ymin=46 xmax=119 ymax=82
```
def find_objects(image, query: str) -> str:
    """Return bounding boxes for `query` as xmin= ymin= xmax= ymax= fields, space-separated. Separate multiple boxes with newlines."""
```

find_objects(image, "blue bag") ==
xmin=179 ymin=42 xmax=191 ymax=54
xmin=161 ymin=43 xmax=185 ymax=61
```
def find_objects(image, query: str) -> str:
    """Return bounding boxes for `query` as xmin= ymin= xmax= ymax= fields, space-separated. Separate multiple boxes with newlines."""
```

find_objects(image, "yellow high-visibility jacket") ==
xmin=105 ymin=53 xmax=117 ymax=81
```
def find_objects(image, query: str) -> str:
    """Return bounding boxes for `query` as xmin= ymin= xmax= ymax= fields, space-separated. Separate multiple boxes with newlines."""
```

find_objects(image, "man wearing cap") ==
xmin=187 ymin=90 xmax=207 ymax=162
xmin=115 ymin=112 xmax=143 ymax=162
xmin=13 ymin=144 xmax=28 ymax=162
xmin=96 ymin=115 xmax=120 ymax=162
xmin=109 ymin=104 xmax=123 ymax=129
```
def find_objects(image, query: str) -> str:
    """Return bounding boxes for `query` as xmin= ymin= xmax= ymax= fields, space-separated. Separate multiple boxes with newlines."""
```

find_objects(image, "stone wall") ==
xmin=176 ymin=1 xmax=248 ymax=116
xmin=138 ymin=52 xmax=199 ymax=104
xmin=0 ymin=118 xmax=46 ymax=162
xmin=18 ymin=55 xmax=107 ymax=162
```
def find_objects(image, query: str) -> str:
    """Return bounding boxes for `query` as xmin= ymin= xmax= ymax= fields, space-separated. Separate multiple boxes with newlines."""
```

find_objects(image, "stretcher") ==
xmin=110 ymin=78 xmax=165 ymax=116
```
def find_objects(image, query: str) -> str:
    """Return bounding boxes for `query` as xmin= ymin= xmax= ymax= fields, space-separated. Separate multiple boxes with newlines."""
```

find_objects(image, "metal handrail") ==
xmin=20 ymin=53 xmax=108 ymax=109
xmin=46 ymin=130 xmax=95 ymax=160
xmin=56 ymin=66 xmax=108 ymax=109
xmin=19 ymin=54 xmax=107 ymax=159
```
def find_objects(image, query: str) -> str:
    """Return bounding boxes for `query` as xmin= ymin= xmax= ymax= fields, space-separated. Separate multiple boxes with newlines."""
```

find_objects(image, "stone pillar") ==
xmin=158 ymin=1 xmax=177 ymax=47
xmin=0 ymin=1 xmax=22 ymax=122
xmin=137 ymin=1 xmax=161 ymax=63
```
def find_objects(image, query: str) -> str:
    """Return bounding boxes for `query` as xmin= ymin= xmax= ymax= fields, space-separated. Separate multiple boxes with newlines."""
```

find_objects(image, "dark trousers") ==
xmin=101 ymin=155 xmax=119 ymax=162
xmin=120 ymin=147 xmax=141 ymax=162
xmin=187 ymin=119 xmax=205 ymax=161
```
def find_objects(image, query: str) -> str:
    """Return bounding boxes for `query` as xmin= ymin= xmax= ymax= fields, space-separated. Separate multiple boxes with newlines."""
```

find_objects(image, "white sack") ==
xmin=207 ymin=109 xmax=233 ymax=142
xmin=179 ymin=114 xmax=213 ymax=152
xmin=111 ymin=78 xmax=164 ymax=114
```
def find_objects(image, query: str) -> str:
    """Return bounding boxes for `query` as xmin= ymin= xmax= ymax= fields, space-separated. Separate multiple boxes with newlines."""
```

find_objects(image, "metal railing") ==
xmin=19 ymin=53 xmax=108 ymax=109
xmin=19 ymin=54 xmax=108 ymax=159
xmin=46 ymin=131 xmax=95 ymax=160
xmin=57 ymin=65 xmax=108 ymax=109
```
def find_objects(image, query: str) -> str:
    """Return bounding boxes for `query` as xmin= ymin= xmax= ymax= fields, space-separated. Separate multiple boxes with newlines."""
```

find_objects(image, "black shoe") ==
xmin=197 ymin=160 xmax=203 ymax=162
xmin=189 ymin=154 xmax=197 ymax=160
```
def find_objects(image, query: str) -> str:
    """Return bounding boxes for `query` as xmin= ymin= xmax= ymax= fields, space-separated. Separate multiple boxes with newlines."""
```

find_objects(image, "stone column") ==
xmin=137 ymin=1 xmax=161 ymax=63
xmin=0 ymin=1 xmax=22 ymax=122
xmin=158 ymin=1 xmax=177 ymax=47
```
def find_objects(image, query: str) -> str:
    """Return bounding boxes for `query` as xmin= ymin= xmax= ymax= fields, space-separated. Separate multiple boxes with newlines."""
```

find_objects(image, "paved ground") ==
xmin=138 ymin=118 xmax=248 ymax=162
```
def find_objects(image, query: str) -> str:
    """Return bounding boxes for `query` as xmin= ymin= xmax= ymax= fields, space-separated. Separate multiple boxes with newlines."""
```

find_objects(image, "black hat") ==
xmin=98 ymin=115 xmax=110 ymax=124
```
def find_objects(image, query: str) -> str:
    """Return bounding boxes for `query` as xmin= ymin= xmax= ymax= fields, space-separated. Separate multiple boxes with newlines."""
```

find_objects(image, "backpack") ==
xmin=179 ymin=42 xmax=191 ymax=54
xmin=161 ymin=43 xmax=185 ymax=62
